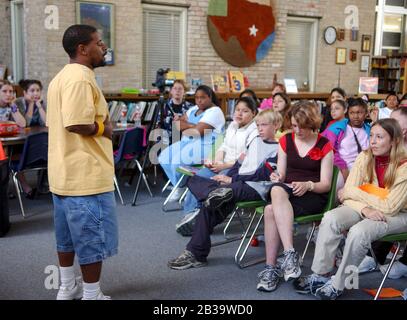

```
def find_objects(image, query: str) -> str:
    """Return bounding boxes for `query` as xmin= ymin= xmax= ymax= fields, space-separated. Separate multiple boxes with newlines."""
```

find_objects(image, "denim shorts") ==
xmin=52 ymin=192 xmax=119 ymax=265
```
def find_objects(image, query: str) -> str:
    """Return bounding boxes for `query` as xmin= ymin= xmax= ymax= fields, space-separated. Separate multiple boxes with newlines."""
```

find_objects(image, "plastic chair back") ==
xmin=17 ymin=132 xmax=48 ymax=172
xmin=114 ymin=127 xmax=145 ymax=165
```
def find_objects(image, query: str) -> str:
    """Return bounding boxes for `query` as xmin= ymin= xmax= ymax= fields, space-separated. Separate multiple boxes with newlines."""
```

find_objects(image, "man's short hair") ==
xmin=62 ymin=24 xmax=98 ymax=58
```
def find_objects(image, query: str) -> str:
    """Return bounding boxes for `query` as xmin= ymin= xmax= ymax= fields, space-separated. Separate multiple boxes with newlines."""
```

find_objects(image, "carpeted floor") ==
xmin=0 ymin=174 xmax=406 ymax=300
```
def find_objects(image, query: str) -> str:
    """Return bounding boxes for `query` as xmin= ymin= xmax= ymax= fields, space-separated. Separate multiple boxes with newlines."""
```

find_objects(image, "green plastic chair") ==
xmin=373 ymin=232 xmax=407 ymax=300
xmin=234 ymin=166 xmax=339 ymax=269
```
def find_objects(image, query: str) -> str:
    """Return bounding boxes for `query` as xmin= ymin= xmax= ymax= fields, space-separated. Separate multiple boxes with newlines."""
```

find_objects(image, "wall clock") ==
xmin=324 ymin=26 xmax=337 ymax=45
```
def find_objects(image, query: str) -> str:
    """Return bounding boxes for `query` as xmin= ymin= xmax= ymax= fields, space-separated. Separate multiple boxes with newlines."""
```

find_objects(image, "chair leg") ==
xmin=154 ymin=165 xmax=157 ymax=185
xmin=178 ymin=188 xmax=188 ymax=204
xmin=13 ymin=173 xmax=26 ymax=218
xmin=374 ymin=242 xmax=401 ymax=300
xmin=135 ymin=160 xmax=153 ymax=197
xmin=234 ymin=212 xmax=265 ymax=268
xmin=300 ymin=222 xmax=316 ymax=265
xmin=114 ymin=175 xmax=124 ymax=205
xmin=162 ymin=180 xmax=171 ymax=193
xmin=162 ymin=175 xmax=185 ymax=212
xmin=212 ymin=207 xmax=244 ymax=247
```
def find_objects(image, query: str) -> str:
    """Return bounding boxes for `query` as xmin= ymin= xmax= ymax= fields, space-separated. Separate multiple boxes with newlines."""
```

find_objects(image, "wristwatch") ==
xmin=10 ymin=105 xmax=18 ymax=113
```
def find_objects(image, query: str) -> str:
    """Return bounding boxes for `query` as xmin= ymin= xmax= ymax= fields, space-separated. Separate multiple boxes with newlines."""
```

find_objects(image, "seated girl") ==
xmin=0 ymin=81 xmax=26 ymax=127
xmin=320 ymin=87 xmax=347 ymax=132
xmin=15 ymin=79 xmax=46 ymax=127
xmin=256 ymin=101 xmax=333 ymax=293
xmin=178 ymin=97 xmax=258 ymax=231
xmin=294 ymin=118 xmax=407 ymax=300
xmin=168 ymin=109 xmax=282 ymax=269
xmin=156 ymin=79 xmax=192 ymax=145
xmin=358 ymin=107 xmax=407 ymax=278
xmin=323 ymin=99 xmax=347 ymax=130
xmin=239 ymin=89 xmax=260 ymax=108
xmin=322 ymin=98 xmax=370 ymax=184
xmin=158 ymin=85 xmax=225 ymax=190
xmin=259 ymin=83 xmax=286 ymax=110
xmin=272 ymin=92 xmax=292 ymax=139
xmin=370 ymin=92 xmax=399 ymax=122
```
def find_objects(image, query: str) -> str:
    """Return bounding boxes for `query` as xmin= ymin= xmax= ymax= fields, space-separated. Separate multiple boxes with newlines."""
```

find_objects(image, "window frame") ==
xmin=10 ymin=0 xmax=25 ymax=83
xmin=375 ymin=0 xmax=407 ymax=55
xmin=142 ymin=3 xmax=187 ymax=89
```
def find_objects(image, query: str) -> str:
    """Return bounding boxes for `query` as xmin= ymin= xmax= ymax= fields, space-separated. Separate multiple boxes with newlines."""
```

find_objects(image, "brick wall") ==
xmin=0 ymin=0 xmax=377 ymax=95
xmin=0 ymin=0 xmax=12 ymax=78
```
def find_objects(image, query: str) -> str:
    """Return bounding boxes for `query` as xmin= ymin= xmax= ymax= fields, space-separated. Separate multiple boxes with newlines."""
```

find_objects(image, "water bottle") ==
xmin=120 ymin=104 xmax=128 ymax=127
xmin=134 ymin=104 xmax=142 ymax=127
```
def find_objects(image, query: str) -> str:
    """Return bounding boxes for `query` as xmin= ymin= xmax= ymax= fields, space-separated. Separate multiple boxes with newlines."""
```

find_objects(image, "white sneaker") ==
xmin=379 ymin=261 xmax=407 ymax=279
xmin=56 ymin=277 xmax=83 ymax=300
xmin=82 ymin=290 xmax=112 ymax=300
xmin=358 ymin=255 xmax=377 ymax=274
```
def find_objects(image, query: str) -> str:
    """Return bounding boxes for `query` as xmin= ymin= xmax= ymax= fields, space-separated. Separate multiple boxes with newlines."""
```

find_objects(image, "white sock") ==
xmin=59 ymin=266 xmax=75 ymax=289
xmin=83 ymin=281 xmax=101 ymax=300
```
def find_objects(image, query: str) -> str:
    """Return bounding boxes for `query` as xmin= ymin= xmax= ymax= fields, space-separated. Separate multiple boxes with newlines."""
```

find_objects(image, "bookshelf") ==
xmin=371 ymin=54 xmax=407 ymax=94
xmin=104 ymin=92 xmax=390 ymax=122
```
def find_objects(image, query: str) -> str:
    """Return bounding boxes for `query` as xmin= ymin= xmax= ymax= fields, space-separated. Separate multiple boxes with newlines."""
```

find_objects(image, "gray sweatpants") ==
xmin=311 ymin=205 xmax=407 ymax=290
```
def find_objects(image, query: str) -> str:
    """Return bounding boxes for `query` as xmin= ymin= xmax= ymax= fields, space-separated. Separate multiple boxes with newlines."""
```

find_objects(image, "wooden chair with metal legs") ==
xmin=234 ymin=166 xmax=339 ymax=269
xmin=372 ymin=232 xmax=407 ymax=300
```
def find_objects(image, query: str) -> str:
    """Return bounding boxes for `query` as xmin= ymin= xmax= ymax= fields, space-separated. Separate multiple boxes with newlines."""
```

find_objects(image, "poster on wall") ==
xmin=359 ymin=77 xmax=378 ymax=94
xmin=207 ymin=0 xmax=276 ymax=67
xmin=76 ymin=1 xmax=115 ymax=65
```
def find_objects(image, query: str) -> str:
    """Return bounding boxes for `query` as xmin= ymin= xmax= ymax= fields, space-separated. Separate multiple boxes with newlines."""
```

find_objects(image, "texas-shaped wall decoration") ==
xmin=207 ymin=0 xmax=276 ymax=67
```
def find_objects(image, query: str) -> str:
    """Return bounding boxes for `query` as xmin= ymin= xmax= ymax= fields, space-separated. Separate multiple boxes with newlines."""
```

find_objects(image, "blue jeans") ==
xmin=52 ymin=192 xmax=118 ymax=265
xmin=158 ymin=138 xmax=212 ymax=186
xmin=183 ymin=167 xmax=229 ymax=214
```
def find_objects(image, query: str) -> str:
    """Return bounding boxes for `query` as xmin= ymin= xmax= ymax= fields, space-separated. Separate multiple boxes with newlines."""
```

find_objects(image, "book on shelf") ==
xmin=228 ymin=71 xmax=245 ymax=93
xmin=211 ymin=74 xmax=229 ymax=93
xmin=144 ymin=101 xmax=157 ymax=122
xmin=227 ymin=99 xmax=237 ymax=120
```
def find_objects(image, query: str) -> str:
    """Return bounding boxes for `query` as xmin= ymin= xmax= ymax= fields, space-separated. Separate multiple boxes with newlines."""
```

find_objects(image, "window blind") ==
xmin=285 ymin=20 xmax=312 ymax=89
xmin=143 ymin=9 xmax=181 ymax=89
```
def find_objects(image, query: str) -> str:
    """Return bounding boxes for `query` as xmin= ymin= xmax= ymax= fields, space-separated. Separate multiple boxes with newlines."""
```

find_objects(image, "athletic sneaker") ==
xmin=168 ymin=250 xmax=207 ymax=270
xmin=204 ymin=188 xmax=233 ymax=209
xmin=293 ymin=273 xmax=330 ymax=295
xmin=82 ymin=291 xmax=111 ymax=300
xmin=175 ymin=209 xmax=200 ymax=236
xmin=56 ymin=277 xmax=83 ymax=300
xmin=257 ymin=265 xmax=283 ymax=292
xmin=358 ymin=255 xmax=377 ymax=274
xmin=281 ymin=249 xmax=302 ymax=281
xmin=379 ymin=260 xmax=407 ymax=279
xmin=314 ymin=278 xmax=343 ymax=300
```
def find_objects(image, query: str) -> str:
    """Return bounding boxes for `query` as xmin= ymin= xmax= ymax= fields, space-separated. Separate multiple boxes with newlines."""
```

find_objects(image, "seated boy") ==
xmin=168 ymin=109 xmax=282 ymax=269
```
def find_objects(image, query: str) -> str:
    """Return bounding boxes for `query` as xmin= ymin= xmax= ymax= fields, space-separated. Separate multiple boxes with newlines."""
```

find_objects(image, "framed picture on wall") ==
xmin=336 ymin=48 xmax=347 ymax=64
xmin=76 ymin=1 xmax=115 ymax=65
xmin=361 ymin=35 xmax=371 ymax=53
xmin=360 ymin=55 xmax=370 ymax=72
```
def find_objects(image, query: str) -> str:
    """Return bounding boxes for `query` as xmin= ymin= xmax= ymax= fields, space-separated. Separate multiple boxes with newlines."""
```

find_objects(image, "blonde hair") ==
xmin=291 ymin=100 xmax=322 ymax=131
xmin=255 ymin=109 xmax=283 ymax=131
xmin=366 ymin=118 xmax=407 ymax=188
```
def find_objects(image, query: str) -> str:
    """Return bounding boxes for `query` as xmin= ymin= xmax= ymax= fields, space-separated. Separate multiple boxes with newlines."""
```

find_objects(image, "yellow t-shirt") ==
xmin=46 ymin=63 xmax=114 ymax=196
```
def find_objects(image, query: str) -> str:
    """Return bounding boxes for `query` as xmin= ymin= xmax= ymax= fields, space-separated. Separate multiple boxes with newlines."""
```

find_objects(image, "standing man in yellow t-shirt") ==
xmin=47 ymin=25 xmax=117 ymax=300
